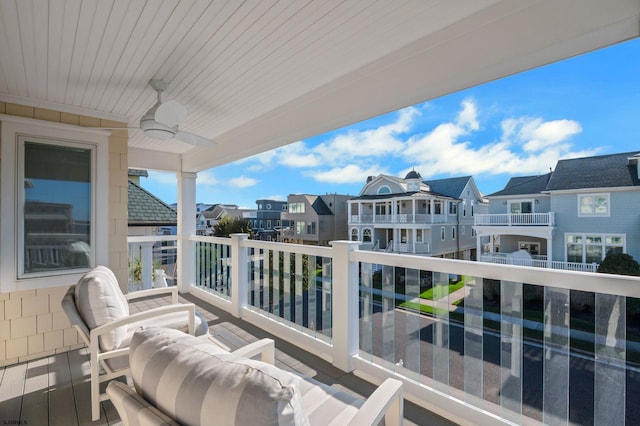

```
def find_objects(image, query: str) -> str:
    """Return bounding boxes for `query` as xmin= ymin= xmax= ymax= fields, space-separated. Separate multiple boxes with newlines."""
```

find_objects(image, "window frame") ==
xmin=577 ymin=193 xmax=610 ymax=217
xmin=1 ymin=116 xmax=109 ymax=292
xmin=564 ymin=232 xmax=625 ymax=263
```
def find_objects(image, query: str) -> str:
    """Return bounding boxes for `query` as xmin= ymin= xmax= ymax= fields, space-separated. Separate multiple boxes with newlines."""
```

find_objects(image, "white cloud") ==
xmin=521 ymin=119 xmax=582 ymax=152
xmin=310 ymin=164 xmax=388 ymax=184
xmin=228 ymin=176 xmax=259 ymax=188
xmin=147 ymin=170 xmax=176 ymax=185
xmin=196 ymin=170 xmax=219 ymax=186
xmin=261 ymin=194 xmax=286 ymax=201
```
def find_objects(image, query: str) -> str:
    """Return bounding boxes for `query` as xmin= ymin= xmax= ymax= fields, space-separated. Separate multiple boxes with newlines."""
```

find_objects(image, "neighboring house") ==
xmin=281 ymin=194 xmax=352 ymax=245
xmin=197 ymin=204 xmax=256 ymax=236
xmin=127 ymin=172 xmax=178 ymax=285
xmin=252 ymin=199 xmax=291 ymax=241
xmin=348 ymin=171 xmax=486 ymax=259
xmin=474 ymin=151 xmax=640 ymax=271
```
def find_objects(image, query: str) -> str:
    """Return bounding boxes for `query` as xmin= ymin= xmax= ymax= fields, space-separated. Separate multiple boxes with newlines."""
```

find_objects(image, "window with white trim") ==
xmin=566 ymin=233 xmax=624 ymax=263
xmin=452 ymin=226 xmax=456 ymax=240
xmin=440 ymin=227 xmax=445 ymax=241
xmin=1 ymin=118 xmax=108 ymax=291
xmin=351 ymin=228 xmax=359 ymax=241
xmin=363 ymin=228 xmax=372 ymax=242
xmin=578 ymin=194 xmax=609 ymax=216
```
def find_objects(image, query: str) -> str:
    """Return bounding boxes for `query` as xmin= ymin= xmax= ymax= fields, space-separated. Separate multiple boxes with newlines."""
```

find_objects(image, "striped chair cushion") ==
xmin=107 ymin=381 xmax=179 ymax=426
xmin=129 ymin=327 xmax=310 ymax=426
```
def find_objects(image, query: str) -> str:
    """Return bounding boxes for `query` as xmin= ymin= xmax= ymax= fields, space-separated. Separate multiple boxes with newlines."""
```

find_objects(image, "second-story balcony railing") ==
xmin=130 ymin=234 xmax=640 ymax=425
xmin=479 ymin=253 xmax=599 ymax=273
xmin=475 ymin=212 xmax=555 ymax=226
xmin=351 ymin=213 xmax=447 ymax=224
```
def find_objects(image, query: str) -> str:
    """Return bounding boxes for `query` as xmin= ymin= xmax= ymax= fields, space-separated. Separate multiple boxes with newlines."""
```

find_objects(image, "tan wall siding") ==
xmin=0 ymin=102 xmax=129 ymax=366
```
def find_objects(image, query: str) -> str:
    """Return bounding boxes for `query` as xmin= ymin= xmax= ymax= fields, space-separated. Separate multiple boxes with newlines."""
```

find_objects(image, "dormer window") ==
xmin=377 ymin=186 xmax=391 ymax=194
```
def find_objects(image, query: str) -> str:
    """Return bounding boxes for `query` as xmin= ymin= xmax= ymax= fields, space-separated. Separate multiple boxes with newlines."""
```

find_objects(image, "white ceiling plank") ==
xmin=31 ymin=0 xmax=50 ymax=100
xmin=84 ymin=0 xmax=146 ymax=110
xmin=117 ymin=0 xmax=209 ymax=117
xmin=52 ymin=0 xmax=82 ymax=104
xmin=16 ymin=0 xmax=38 ymax=98
xmin=45 ymin=0 xmax=64 ymax=101
xmin=96 ymin=0 xmax=167 ymax=112
xmin=162 ymin=1 xmax=278 ymax=104
xmin=67 ymin=0 xmax=113 ymax=106
xmin=0 ymin=4 xmax=14 ymax=92
xmin=1 ymin=0 xmax=28 ymax=97
xmin=64 ymin=0 xmax=99 ymax=105
xmin=123 ymin=0 xmax=237 ymax=120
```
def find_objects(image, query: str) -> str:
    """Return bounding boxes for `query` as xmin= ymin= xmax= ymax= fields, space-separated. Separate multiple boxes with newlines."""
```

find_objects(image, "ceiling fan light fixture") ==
xmin=143 ymin=128 xmax=176 ymax=140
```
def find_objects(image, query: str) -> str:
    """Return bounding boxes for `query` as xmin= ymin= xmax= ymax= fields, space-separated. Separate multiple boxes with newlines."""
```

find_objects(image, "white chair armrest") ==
xmin=126 ymin=286 xmax=178 ymax=304
xmin=90 ymin=303 xmax=197 ymax=341
xmin=231 ymin=338 xmax=275 ymax=364
xmin=348 ymin=378 xmax=403 ymax=426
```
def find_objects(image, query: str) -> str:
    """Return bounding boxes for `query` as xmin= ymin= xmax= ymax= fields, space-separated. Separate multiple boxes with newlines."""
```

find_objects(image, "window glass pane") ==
xmin=595 ymin=196 xmax=608 ymax=214
xmin=521 ymin=202 xmax=532 ymax=214
xmin=580 ymin=196 xmax=593 ymax=214
xmin=586 ymin=244 xmax=603 ymax=263
xmin=510 ymin=203 xmax=521 ymax=214
xmin=567 ymin=244 xmax=583 ymax=263
xmin=606 ymin=236 xmax=623 ymax=245
xmin=23 ymin=142 xmax=92 ymax=273
xmin=605 ymin=246 xmax=623 ymax=257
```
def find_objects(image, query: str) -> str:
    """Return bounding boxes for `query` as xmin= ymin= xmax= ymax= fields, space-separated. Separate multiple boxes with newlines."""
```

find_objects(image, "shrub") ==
xmin=597 ymin=253 xmax=640 ymax=276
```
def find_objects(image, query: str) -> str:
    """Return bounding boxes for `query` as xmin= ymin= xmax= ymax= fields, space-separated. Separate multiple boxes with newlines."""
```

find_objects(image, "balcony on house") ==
xmin=474 ymin=212 xmax=555 ymax=227
xmin=350 ymin=200 xmax=447 ymax=225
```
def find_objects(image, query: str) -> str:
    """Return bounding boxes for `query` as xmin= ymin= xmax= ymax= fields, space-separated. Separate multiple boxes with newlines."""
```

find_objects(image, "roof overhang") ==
xmin=1 ymin=1 xmax=638 ymax=173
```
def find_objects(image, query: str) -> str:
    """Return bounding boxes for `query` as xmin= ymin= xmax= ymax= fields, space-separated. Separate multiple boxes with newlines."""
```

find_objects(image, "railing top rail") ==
xmin=352 ymin=249 xmax=640 ymax=298
xmin=190 ymin=235 xmax=232 ymax=245
xmin=243 ymin=239 xmax=332 ymax=257
xmin=128 ymin=235 xmax=178 ymax=243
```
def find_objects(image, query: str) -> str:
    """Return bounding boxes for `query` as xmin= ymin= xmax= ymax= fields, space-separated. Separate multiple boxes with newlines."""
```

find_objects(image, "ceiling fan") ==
xmin=109 ymin=79 xmax=214 ymax=147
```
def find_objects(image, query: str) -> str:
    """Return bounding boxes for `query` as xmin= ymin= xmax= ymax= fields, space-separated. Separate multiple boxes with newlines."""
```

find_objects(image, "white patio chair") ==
xmin=61 ymin=266 xmax=209 ymax=421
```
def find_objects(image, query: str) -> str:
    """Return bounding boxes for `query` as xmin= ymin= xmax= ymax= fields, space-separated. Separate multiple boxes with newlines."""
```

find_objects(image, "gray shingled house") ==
xmin=474 ymin=151 xmax=640 ymax=271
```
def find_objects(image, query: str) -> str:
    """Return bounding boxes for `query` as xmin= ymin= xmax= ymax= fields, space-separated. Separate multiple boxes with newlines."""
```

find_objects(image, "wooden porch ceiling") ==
xmin=0 ymin=1 xmax=638 ymax=173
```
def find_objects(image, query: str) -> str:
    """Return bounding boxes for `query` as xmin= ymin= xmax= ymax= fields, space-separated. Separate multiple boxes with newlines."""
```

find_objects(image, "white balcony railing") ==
xmin=131 ymin=234 xmax=640 ymax=425
xmin=479 ymin=253 xmax=599 ymax=272
xmin=127 ymin=235 xmax=178 ymax=291
xmin=474 ymin=212 xmax=555 ymax=226
xmin=350 ymin=213 xmax=447 ymax=224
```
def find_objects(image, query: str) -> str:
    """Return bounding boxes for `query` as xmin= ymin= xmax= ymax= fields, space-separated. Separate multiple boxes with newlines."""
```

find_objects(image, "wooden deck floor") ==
xmin=0 ymin=292 xmax=455 ymax=425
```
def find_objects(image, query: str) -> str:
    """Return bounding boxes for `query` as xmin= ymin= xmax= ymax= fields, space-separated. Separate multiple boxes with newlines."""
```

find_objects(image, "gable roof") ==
xmin=425 ymin=176 xmax=472 ymax=198
xmin=488 ymin=173 xmax=552 ymax=197
xmin=309 ymin=196 xmax=333 ymax=216
xmin=128 ymin=180 xmax=177 ymax=226
xmin=545 ymin=151 xmax=640 ymax=191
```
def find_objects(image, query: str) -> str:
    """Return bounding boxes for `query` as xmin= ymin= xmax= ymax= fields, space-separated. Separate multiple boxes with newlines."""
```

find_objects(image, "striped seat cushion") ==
xmin=107 ymin=381 xmax=179 ymax=426
xmin=129 ymin=327 xmax=310 ymax=426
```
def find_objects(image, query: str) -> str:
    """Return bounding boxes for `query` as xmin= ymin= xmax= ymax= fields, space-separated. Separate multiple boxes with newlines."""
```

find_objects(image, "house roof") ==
xmin=545 ymin=151 xmax=640 ymax=191
xmin=488 ymin=173 xmax=552 ymax=197
xmin=127 ymin=180 xmax=177 ymax=226
xmin=425 ymin=176 xmax=472 ymax=198
xmin=127 ymin=169 xmax=149 ymax=178
xmin=1 ymin=2 xmax=637 ymax=174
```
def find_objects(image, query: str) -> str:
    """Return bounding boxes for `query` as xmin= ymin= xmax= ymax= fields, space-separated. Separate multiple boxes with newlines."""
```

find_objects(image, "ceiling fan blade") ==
xmin=155 ymin=100 xmax=187 ymax=127
xmin=174 ymin=131 xmax=215 ymax=147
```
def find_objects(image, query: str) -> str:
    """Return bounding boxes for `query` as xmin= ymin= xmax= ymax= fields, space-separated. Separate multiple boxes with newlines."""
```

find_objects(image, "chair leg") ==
xmin=91 ymin=350 xmax=101 ymax=420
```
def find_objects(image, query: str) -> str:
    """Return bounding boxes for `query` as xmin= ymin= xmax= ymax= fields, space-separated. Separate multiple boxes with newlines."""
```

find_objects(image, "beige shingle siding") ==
xmin=0 ymin=103 xmax=128 ymax=365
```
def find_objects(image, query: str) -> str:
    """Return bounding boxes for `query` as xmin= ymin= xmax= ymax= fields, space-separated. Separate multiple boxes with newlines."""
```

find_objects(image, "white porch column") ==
xmin=330 ymin=240 xmax=360 ymax=372
xmin=141 ymin=241 xmax=154 ymax=290
xmin=547 ymin=237 xmax=553 ymax=268
xmin=177 ymin=172 xmax=197 ymax=293
xmin=476 ymin=234 xmax=482 ymax=259
xmin=412 ymin=199 xmax=416 ymax=223
xmin=230 ymin=233 xmax=249 ymax=317
xmin=430 ymin=199 xmax=435 ymax=223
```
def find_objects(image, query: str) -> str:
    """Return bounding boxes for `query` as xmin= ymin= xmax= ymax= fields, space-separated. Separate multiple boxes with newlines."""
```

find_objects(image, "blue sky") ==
xmin=140 ymin=38 xmax=640 ymax=208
